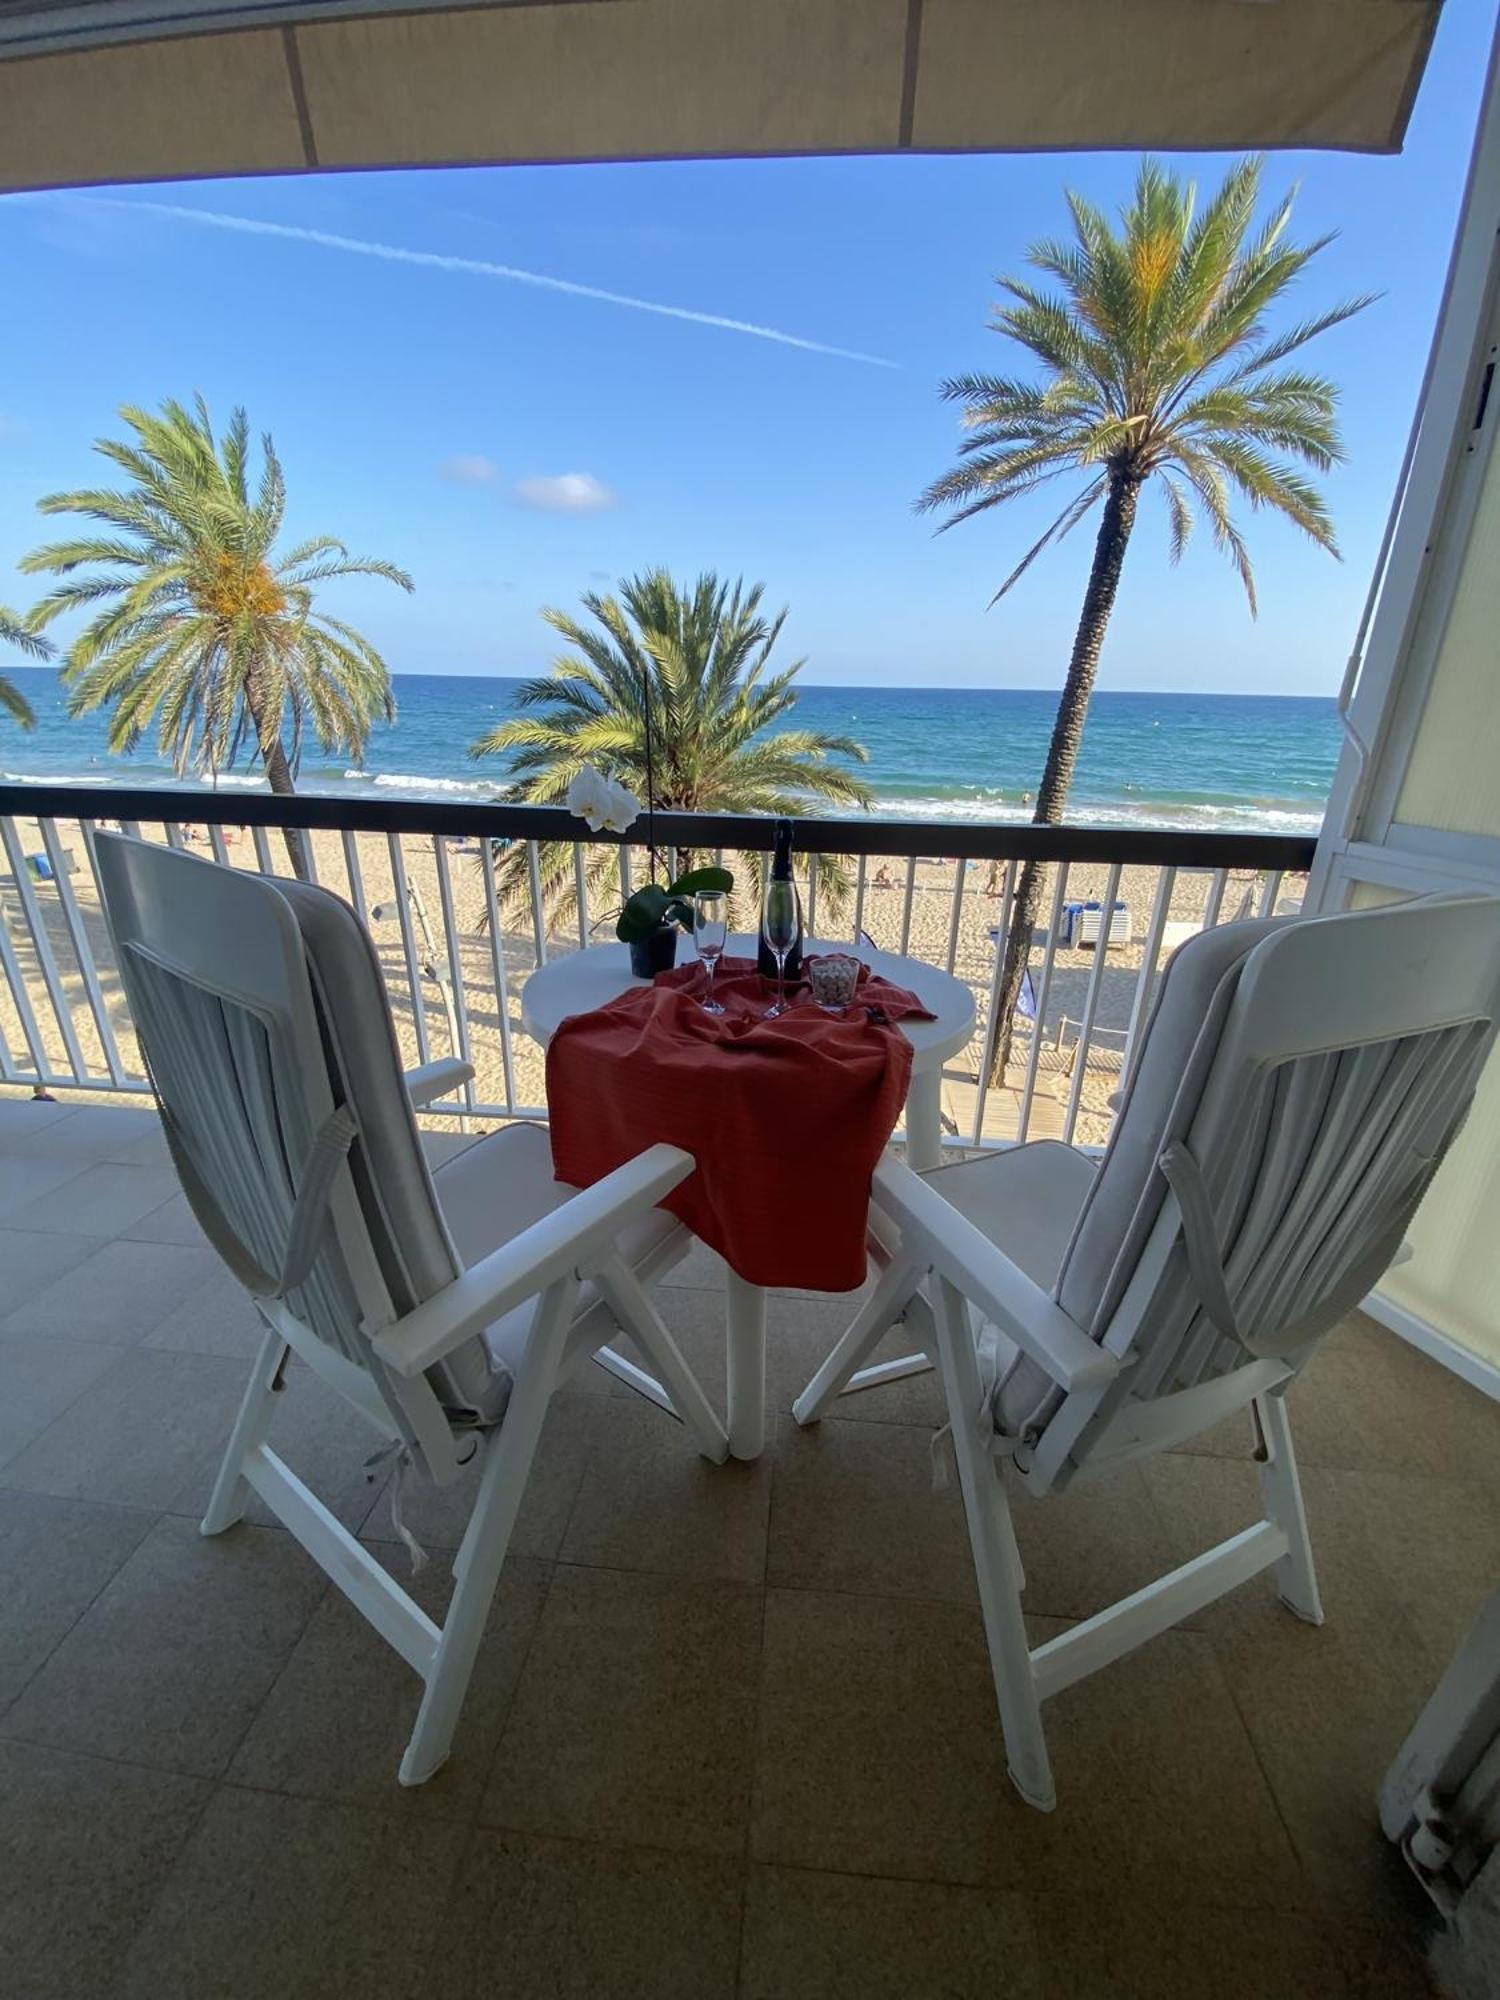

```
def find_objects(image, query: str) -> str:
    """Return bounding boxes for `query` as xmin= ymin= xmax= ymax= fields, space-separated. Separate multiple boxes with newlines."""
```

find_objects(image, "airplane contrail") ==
xmin=82 ymin=196 xmax=899 ymax=368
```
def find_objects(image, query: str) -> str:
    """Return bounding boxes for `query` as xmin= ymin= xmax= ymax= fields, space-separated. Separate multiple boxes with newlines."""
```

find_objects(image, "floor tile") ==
xmin=0 ymin=1225 xmax=107 ymax=1316
xmin=0 ymin=1236 xmax=223 ymax=1346
xmin=230 ymin=1544 xmax=550 ymax=1816
xmin=0 ymin=1739 xmax=211 ymax=1998
xmin=1142 ymin=1452 xmax=1438 ymax=1913
xmin=122 ymin=1189 xmax=210 ymax=1247
xmin=142 ymin=1262 xmax=271 ymax=1357
xmin=482 ymin=1564 xmax=760 ymax=1858
xmin=752 ymin=1586 xmax=1022 ymax=1886
xmin=1328 ymin=1464 xmax=1500 ymax=1678
xmin=1275 ymin=1334 xmax=1500 ymax=1484
xmin=0 ymin=1489 xmax=156 ymax=1709
xmin=440 ymin=1829 xmax=744 ymax=1999
xmin=2 ymin=1515 xmax=327 ymax=1778
xmin=560 ymin=1395 xmax=771 ymax=1584
xmin=166 ymin=1357 xmax=390 ymax=1532
xmin=0 ymin=1347 xmax=247 ymax=1509
xmin=118 ymin=1786 xmax=468 ymax=2000
xmin=0 ymin=1332 xmax=125 ymax=1469
xmin=2 ymin=1161 xmax=180 ymax=1236
xmin=741 ymin=1865 xmax=1043 ymax=1999
xmin=360 ymin=1394 xmax=599 ymax=1558
xmin=1007 ymin=1460 xmax=1183 ymax=1622
xmin=0 ymin=1095 xmax=79 ymax=1141
xmin=0 ymin=1149 xmax=92 ymax=1223
xmin=20 ymin=1103 xmax=161 ymax=1161
xmin=1031 ymin=1892 xmax=1434 ymax=1998
xmin=767 ymin=1414 xmax=978 ymax=1604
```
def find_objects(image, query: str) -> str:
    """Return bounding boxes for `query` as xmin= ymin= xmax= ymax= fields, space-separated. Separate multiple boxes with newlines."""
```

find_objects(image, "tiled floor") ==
xmin=1 ymin=1094 xmax=1496 ymax=1996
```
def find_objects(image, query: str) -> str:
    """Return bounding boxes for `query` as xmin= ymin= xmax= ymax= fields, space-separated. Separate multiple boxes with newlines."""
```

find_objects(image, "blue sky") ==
xmin=1 ymin=0 xmax=1494 ymax=696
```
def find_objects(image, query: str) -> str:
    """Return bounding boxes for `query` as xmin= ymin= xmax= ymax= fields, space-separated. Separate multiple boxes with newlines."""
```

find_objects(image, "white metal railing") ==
xmin=0 ymin=802 xmax=1310 ymax=1153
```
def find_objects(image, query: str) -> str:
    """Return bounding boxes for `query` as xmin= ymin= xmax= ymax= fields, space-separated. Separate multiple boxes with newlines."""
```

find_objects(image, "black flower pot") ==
xmin=629 ymin=924 xmax=679 ymax=979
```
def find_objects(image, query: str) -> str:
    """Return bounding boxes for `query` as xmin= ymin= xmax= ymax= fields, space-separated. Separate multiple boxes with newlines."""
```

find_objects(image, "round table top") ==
xmin=521 ymin=934 xmax=976 ymax=1070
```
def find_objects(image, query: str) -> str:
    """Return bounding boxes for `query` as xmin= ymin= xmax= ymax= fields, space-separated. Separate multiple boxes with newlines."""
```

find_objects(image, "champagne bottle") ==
xmin=757 ymin=818 xmax=804 ymax=981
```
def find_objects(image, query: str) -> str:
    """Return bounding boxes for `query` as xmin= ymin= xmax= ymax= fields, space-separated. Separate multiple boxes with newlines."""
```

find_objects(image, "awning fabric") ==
xmin=0 ymin=0 xmax=1443 ymax=195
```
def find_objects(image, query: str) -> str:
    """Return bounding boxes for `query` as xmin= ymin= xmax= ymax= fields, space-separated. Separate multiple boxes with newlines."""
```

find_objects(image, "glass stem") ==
xmin=705 ymin=957 xmax=716 ymax=1009
xmin=775 ymin=949 xmax=787 ymax=1014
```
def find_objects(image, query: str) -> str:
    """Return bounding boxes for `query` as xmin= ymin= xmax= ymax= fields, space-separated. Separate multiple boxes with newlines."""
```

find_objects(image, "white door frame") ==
xmin=1310 ymin=17 xmax=1500 ymax=915
xmin=1308 ymin=19 xmax=1500 ymax=1400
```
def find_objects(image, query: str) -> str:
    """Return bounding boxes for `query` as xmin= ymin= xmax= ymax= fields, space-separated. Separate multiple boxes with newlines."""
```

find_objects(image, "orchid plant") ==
xmin=564 ymin=765 xmax=732 ymax=942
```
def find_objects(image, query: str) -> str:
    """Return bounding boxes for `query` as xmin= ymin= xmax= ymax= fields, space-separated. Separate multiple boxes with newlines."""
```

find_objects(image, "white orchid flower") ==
xmin=566 ymin=764 xmax=641 ymax=834
xmin=599 ymin=777 xmax=641 ymax=833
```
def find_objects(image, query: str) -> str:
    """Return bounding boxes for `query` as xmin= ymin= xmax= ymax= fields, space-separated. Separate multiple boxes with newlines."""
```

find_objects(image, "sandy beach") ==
xmin=0 ymin=815 xmax=1305 ymax=1148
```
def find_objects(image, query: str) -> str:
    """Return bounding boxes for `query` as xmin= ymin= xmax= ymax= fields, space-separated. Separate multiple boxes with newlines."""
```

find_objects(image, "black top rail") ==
xmin=0 ymin=783 xmax=1319 ymax=873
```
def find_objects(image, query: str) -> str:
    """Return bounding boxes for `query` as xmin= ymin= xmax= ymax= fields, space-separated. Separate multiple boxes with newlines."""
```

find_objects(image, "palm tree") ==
xmin=21 ymin=395 xmax=412 ymax=875
xmin=0 ymin=607 xmax=48 ymax=727
xmin=471 ymin=568 xmax=872 ymax=931
xmin=920 ymin=156 xmax=1369 ymax=1075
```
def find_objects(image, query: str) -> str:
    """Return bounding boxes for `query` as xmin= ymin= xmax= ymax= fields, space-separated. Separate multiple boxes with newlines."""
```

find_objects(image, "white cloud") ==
xmin=67 ymin=198 xmax=899 ymax=369
xmin=515 ymin=472 xmax=616 ymax=514
xmin=439 ymin=453 xmax=498 ymax=484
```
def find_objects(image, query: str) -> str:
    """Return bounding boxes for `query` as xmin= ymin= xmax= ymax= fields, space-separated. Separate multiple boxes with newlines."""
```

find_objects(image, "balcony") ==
xmin=0 ymin=788 xmax=1497 ymax=1991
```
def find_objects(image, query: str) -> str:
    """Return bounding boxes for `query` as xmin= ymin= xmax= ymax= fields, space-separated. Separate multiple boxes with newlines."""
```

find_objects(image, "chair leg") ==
xmin=1256 ymin=1389 xmax=1324 ymax=1626
xmin=400 ymin=1272 xmax=579 ymax=1786
xmin=791 ymin=1254 xmax=924 ymax=1426
xmin=201 ymin=1321 xmax=287 ymax=1536
xmin=932 ymin=1275 xmax=1055 ymax=1812
xmin=595 ymin=1256 xmax=729 ymax=1464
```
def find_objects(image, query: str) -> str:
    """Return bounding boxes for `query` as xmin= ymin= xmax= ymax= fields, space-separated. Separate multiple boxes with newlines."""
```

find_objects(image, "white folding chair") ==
xmin=794 ymin=895 xmax=1500 ymax=1810
xmin=95 ymin=832 xmax=727 ymax=1787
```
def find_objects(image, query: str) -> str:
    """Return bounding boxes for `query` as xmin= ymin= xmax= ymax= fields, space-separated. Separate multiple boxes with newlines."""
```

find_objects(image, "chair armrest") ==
xmin=871 ymin=1156 xmax=1117 ymax=1397
xmin=372 ymin=1143 xmax=694 ymax=1377
xmin=403 ymin=1058 xmax=476 ymax=1108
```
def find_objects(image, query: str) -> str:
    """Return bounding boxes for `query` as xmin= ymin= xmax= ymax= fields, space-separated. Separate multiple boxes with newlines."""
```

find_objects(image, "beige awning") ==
xmin=0 ymin=0 xmax=1442 ymax=196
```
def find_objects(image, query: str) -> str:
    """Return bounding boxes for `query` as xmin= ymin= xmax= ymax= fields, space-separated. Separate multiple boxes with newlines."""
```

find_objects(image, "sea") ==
xmin=0 ymin=669 xmax=1340 ymax=836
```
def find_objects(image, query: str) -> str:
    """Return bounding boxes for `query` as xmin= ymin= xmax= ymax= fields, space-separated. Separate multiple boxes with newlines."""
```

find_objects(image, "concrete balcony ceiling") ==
xmin=0 ymin=0 xmax=1443 ymax=196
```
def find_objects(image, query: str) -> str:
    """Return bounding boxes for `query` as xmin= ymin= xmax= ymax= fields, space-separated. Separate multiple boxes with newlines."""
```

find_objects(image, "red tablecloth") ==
xmin=546 ymin=955 xmax=935 ymax=1290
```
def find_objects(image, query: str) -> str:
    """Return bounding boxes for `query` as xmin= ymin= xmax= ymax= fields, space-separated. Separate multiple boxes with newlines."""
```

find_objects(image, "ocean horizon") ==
xmin=0 ymin=670 xmax=1340 ymax=836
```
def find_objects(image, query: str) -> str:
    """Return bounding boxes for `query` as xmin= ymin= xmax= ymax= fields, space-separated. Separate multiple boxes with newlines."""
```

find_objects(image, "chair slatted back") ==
xmin=95 ymin=834 xmax=493 ymax=1453
xmin=1042 ymin=894 xmax=1500 ymax=1480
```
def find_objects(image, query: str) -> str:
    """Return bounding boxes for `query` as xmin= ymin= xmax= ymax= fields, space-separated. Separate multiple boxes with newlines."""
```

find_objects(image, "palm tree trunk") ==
xmin=989 ymin=471 xmax=1141 ymax=1087
xmin=244 ymin=682 xmax=309 ymax=881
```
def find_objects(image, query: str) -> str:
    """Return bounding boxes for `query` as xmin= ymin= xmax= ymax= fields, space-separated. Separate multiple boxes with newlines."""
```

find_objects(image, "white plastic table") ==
xmin=521 ymin=935 xmax=975 ymax=1458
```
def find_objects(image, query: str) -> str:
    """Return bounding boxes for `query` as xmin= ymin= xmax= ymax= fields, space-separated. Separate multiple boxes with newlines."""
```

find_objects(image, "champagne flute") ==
xmin=762 ymin=874 xmax=801 ymax=1018
xmin=694 ymin=889 xmax=727 ymax=1013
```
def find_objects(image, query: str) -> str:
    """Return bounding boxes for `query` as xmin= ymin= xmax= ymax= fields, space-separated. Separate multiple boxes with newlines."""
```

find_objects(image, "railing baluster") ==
xmin=1062 ymin=861 xmax=1122 ymax=1146
xmin=0 ymin=815 xmax=93 ymax=1083
xmin=853 ymin=854 xmax=868 ymax=944
xmin=1120 ymin=865 xmax=1175 ymax=1096
xmin=573 ymin=844 xmax=589 ymax=949
xmin=207 ymin=823 xmax=230 ymax=865
xmin=479 ymin=839 xmax=519 ymax=1114
xmin=0 ymin=827 xmax=53 ymax=1082
xmin=431 ymin=835 xmax=476 ymax=1120
xmin=340 ymin=829 xmax=369 ymax=922
xmin=1017 ymin=865 xmax=1071 ymax=1145
xmin=806 ymin=854 xmax=819 ymax=939
xmin=526 ymin=842 xmax=547 ymax=967
xmin=39 ymin=818 xmax=128 ymax=1087
xmin=164 ymin=821 xmax=186 ymax=851
xmin=251 ymin=824 xmax=274 ymax=874
xmin=619 ymin=842 xmax=634 ymax=900
xmin=1202 ymin=867 xmax=1228 ymax=929
xmin=1257 ymin=869 xmax=1284 ymax=919
xmin=899 ymin=857 xmax=917 ymax=956
xmin=970 ymin=860 xmax=1018 ymax=1146
xmin=385 ymin=833 xmax=432 ymax=1067
xmin=944 ymin=858 xmax=967 ymax=975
